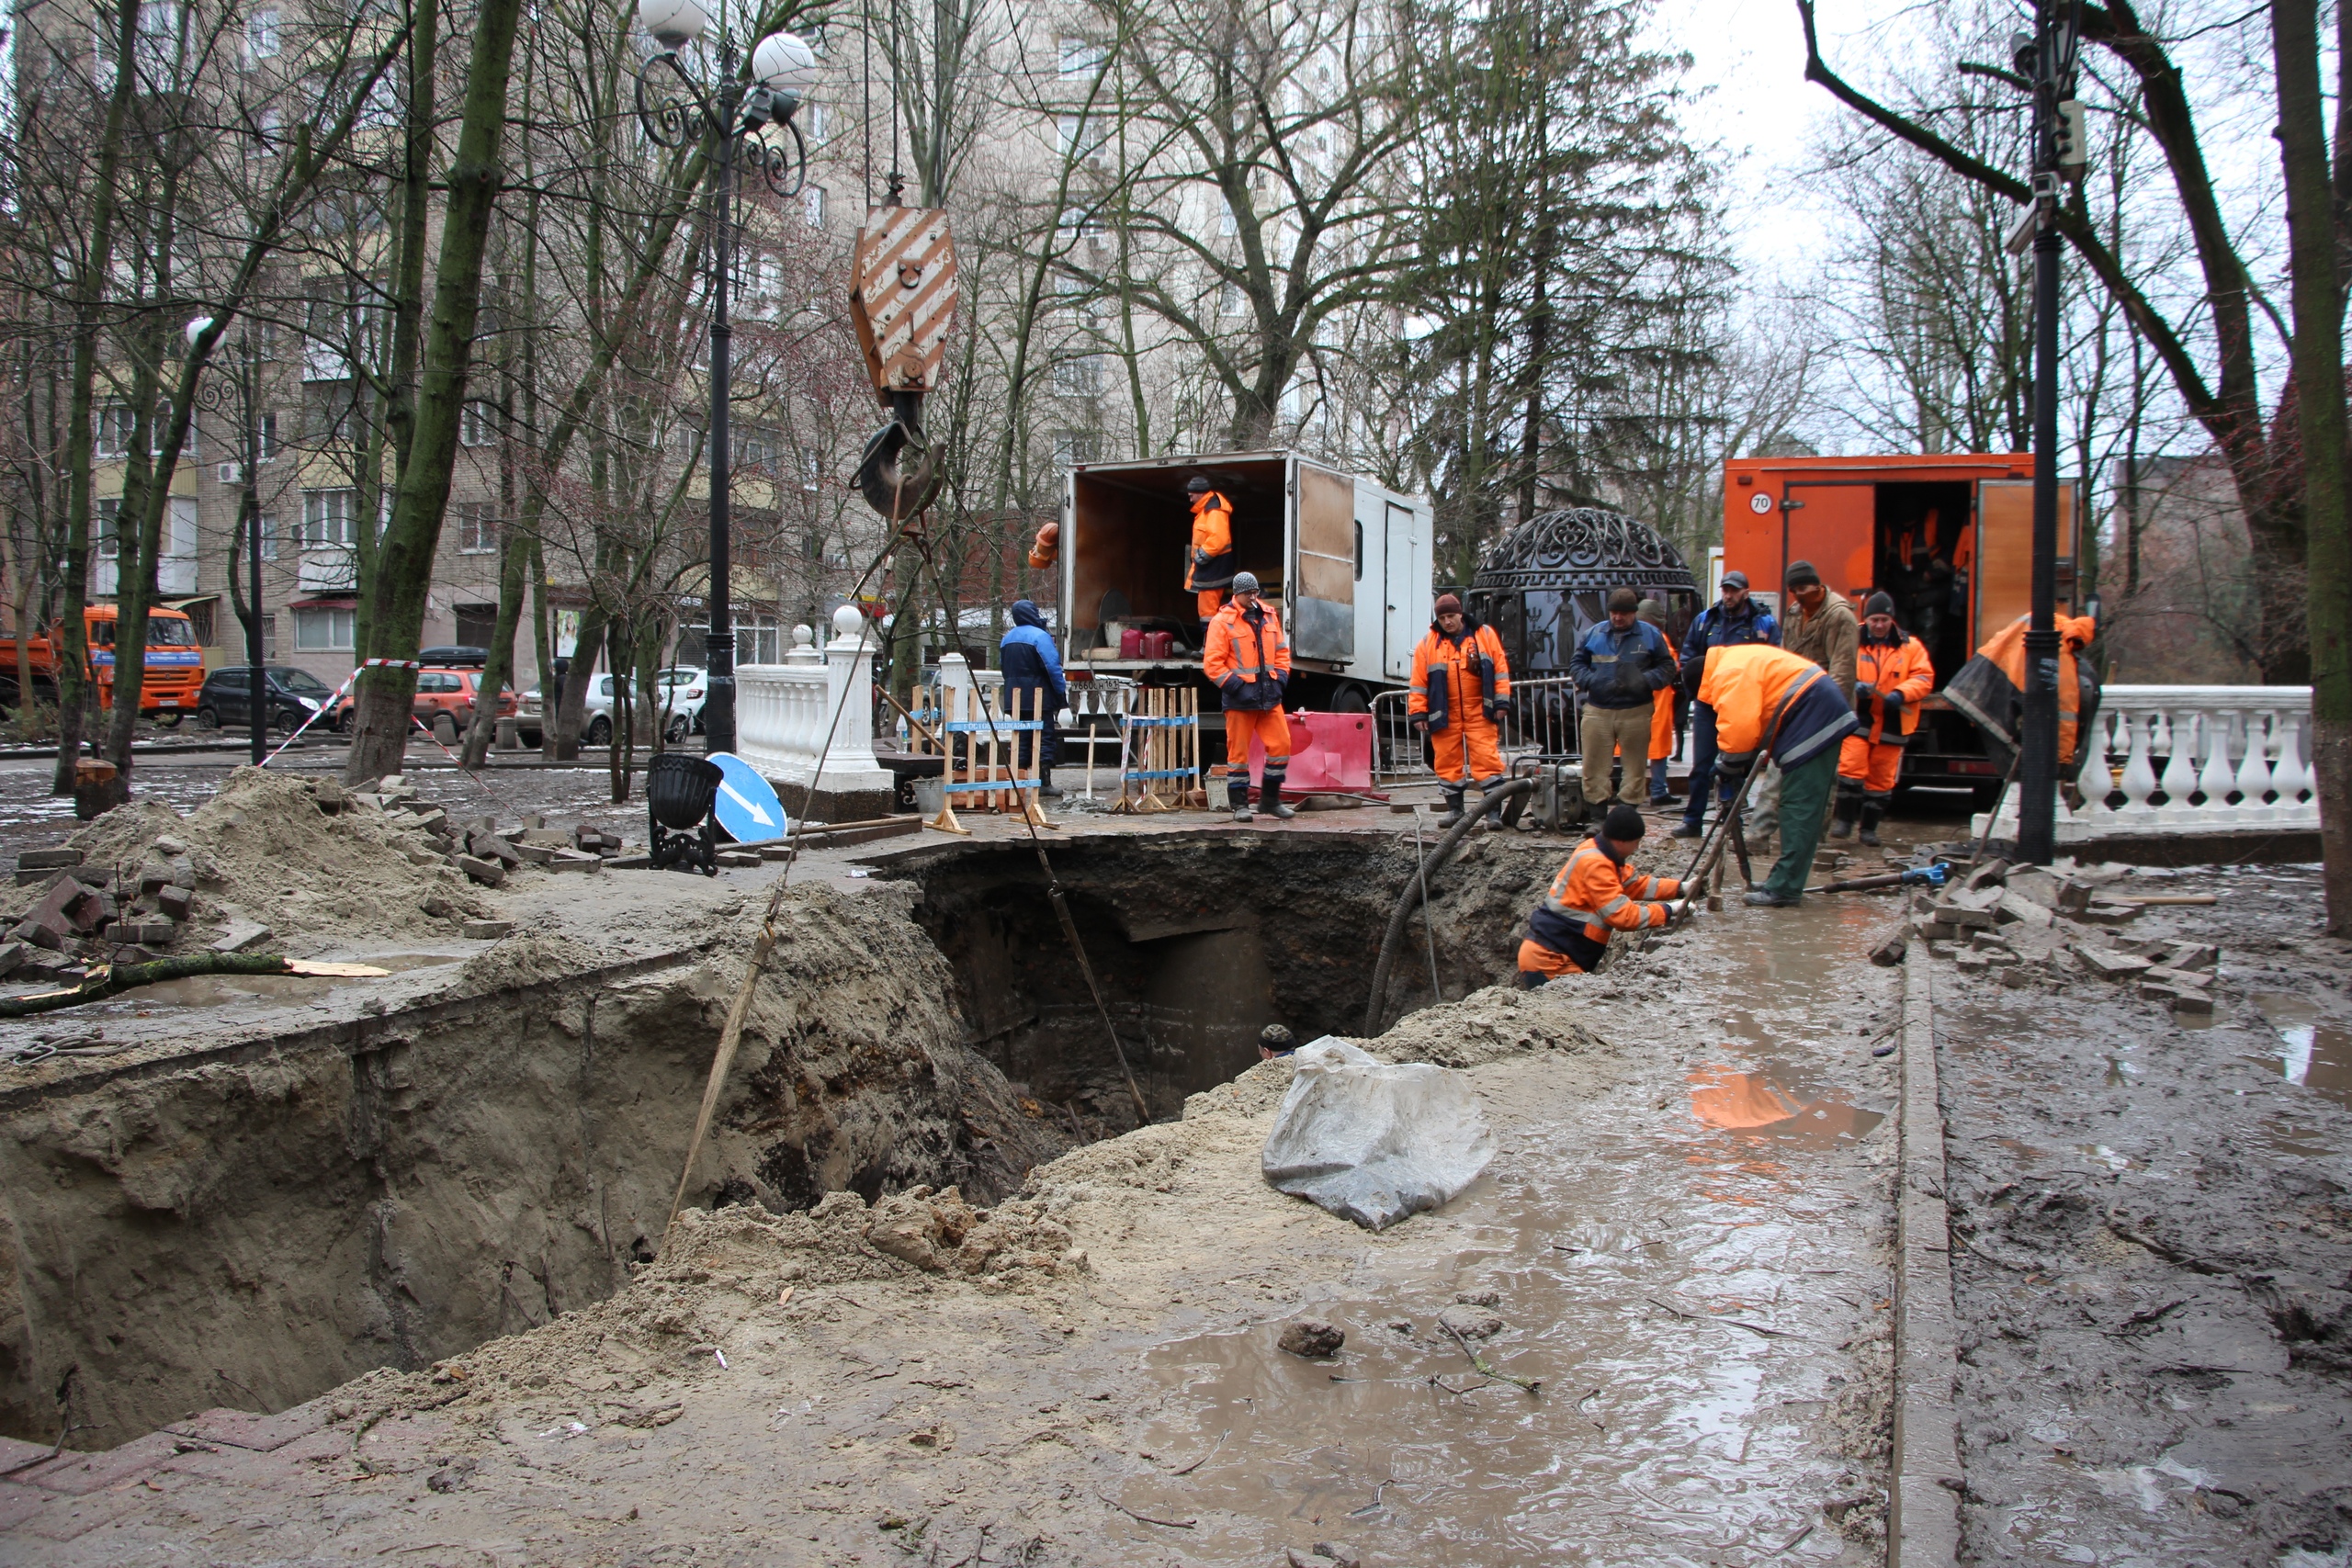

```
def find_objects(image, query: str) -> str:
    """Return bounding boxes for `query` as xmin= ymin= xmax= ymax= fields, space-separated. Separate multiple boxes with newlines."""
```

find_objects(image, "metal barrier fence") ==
xmin=1372 ymin=676 xmax=1584 ymax=784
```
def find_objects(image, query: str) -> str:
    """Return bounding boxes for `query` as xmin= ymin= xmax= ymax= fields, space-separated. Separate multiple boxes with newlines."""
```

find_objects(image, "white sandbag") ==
xmin=1261 ymin=1037 xmax=1495 ymax=1232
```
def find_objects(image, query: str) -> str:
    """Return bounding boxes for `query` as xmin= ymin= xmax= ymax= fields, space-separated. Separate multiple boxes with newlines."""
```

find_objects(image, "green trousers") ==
xmin=1762 ymin=750 xmax=1838 ymax=899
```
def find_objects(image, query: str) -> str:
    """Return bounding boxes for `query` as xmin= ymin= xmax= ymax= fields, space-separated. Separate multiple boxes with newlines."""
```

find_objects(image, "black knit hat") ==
xmin=1601 ymin=804 xmax=1647 ymax=841
xmin=1865 ymin=591 xmax=1895 ymax=617
xmin=1786 ymin=559 xmax=1821 ymax=587
xmin=1185 ymin=476 xmax=1210 ymax=493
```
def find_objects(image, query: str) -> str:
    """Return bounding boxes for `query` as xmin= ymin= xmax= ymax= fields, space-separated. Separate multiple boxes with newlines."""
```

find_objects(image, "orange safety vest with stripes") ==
xmin=1524 ymin=839 xmax=1684 ymax=972
xmin=1856 ymin=632 xmax=1936 ymax=744
xmin=1204 ymin=596 xmax=1292 ymax=711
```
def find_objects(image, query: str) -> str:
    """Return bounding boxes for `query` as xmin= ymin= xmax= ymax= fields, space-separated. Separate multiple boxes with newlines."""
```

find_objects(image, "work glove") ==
xmin=1715 ymin=756 xmax=1754 ymax=792
xmin=1852 ymin=686 xmax=1871 ymax=717
xmin=1882 ymin=688 xmax=1904 ymax=714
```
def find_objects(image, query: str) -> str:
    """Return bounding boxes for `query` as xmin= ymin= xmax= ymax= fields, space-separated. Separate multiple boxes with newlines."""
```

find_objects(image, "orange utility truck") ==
xmin=0 ymin=604 xmax=207 ymax=719
xmin=1720 ymin=453 xmax=2080 ymax=801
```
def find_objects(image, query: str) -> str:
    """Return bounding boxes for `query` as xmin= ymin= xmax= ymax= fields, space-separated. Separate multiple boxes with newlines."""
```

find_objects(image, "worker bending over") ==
xmin=1834 ymin=592 xmax=1933 ymax=845
xmin=1517 ymin=804 xmax=1686 ymax=986
xmin=1697 ymin=642 xmax=1860 ymax=908
xmin=1204 ymin=571 xmax=1295 ymax=822
xmin=1408 ymin=592 xmax=1514 ymax=829
xmin=1570 ymin=587 xmax=1677 ymax=818
xmin=1185 ymin=476 xmax=1238 ymax=622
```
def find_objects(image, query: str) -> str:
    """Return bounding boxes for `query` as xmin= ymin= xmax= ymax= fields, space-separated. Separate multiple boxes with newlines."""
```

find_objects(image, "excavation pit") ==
xmin=0 ymin=823 xmax=1564 ymax=1450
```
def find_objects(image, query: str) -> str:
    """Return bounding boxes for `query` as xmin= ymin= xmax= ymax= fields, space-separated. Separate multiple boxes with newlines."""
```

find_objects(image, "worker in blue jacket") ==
xmin=999 ymin=599 xmax=1067 ymax=798
xmin=1672 ymin=570 xmax=1780 ymax=838
xmin=1569 ymin=587 xmax=1677 ymax=816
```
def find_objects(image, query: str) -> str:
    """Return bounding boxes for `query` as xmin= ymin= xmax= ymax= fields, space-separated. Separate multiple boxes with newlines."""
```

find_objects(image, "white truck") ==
xmin=1058 ymin=449 xmax=1435 ymax=717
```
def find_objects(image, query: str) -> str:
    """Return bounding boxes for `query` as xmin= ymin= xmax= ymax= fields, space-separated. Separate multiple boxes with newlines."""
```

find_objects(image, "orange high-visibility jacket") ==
xmin=1204 ymin=596 xmax=1292 ymax=709
xmin=1856 ymin=632 xmax=1935 ymax=744
xmin=1976 ymin=614 xmax=2097 ymax=763
xmin=1186 ymin=491 xmax=1236 ymax=592
xmin=1526 ymin=839 xmax=1685 ymax=967
xmin=1408 ymin=621 xmax=1512 ymax=732
xmin=1696 ymin=643 xmax=1859 ymax=770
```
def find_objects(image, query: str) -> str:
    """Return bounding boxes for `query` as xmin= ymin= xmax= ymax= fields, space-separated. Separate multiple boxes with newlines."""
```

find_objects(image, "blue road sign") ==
xmin=707 ymin=752 xmax=789 ymax=843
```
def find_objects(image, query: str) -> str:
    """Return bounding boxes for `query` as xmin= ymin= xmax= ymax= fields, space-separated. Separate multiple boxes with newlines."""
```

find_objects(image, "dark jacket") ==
xmin=1569 ymin=618 xmax=1675 ymax=709
xmin=998 ymin=600 xmax=1066 ymax=705
xmin=1678 ymin=597 xmax=1778 ymax=692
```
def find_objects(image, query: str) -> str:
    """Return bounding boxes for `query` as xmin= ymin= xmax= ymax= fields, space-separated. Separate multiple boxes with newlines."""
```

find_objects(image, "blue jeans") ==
xmin=1682 ymin=703 xmax=1728 ymax=828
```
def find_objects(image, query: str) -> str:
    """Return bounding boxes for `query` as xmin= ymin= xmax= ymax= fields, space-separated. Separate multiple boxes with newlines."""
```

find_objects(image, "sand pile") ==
xmin=32 ymin=767 xmax=495 ymax=952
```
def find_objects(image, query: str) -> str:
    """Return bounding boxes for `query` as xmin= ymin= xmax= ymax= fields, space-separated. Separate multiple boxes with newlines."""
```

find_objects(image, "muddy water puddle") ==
xmin=2248 ymin=992 xmax=2352 ymax=1111
xmin=1118 ymin=904 xmax=1896 ymax=1563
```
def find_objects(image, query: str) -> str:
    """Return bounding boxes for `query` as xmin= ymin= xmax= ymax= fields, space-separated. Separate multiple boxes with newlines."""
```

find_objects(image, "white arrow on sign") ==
xmin=719 ymin=779 xmax=776 ymax=829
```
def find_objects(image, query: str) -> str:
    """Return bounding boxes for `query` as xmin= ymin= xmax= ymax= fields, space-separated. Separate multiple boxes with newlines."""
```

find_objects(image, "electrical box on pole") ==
xmin=2054 ymin=99 xmax=2087 ymax=175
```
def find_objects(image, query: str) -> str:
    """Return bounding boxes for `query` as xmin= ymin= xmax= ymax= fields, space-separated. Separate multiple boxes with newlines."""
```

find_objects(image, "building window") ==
xmin=803 ymin=185 xmax=826 ymax=228
xmin=95 ymin=499 xmax=124 ymax=558
xmin=1058 ymin=36 xmax=1102 ymax=78
xmin=245 ymin=6 xmax=279 ymax=60
xmin=800 ymin=102 xmax=828 ymax=143
xmin=301 ymin=487 xmax=357 ymax=547
xmin=740 ymin=611 xmax=781 ymax=665
xmin=1219 ymin=280 xmax=1246 ymax=316
xmin=1050 ymin=355 xmax=1102 ymax=396
xmin=185 ymin=600 xmax=217 ymax=646
xmin=256 ymin=513 xmax=279 ymax=560
xmin=1056 ymin=112 xmax=1105 ymax=166
xmin=96 ymin=405 xmax=136 ymax=458
xmin=260 ymin=613 xmax=277 ymax=660
xmin=249 ymin=104 xmax=282 ymax=157
xmin=135 ymin=1 xmax=185 ymax=82
xmin=1057 ymin=207 xmax=1103 ymax=243
xmin=459 ymin=401 xmax=496 ymax=447
xmin=737 ymin=427 xmax=778 ymax=468
xmin=455 ymin=501 xmax=497 ymax=555
xmin=294 ymin=606 xmax=355 ymax=650
xmin=254 ymin=411 xmax=278 ymax=461
xmin=1050 ymin=430 xmax=1097 ymax=468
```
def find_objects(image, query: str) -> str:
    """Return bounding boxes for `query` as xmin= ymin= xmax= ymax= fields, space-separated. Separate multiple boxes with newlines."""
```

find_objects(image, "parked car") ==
xmin=194 ymin=665 xmax=339 ymax=733
xmin=333 ymin=666 xmax=515 ymax=733
xmin=417 ymin=645 xmax=488 ymax=667
xmin=517 ymin=671 xmax=695 ymax=746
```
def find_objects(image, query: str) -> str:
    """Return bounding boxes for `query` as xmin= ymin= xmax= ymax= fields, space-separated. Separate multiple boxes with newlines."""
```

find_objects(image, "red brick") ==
xmin=11 ymin=1431 xmax=176 ymax=1495
xmin=12 ymin=1484 xmax=140 ymax=1540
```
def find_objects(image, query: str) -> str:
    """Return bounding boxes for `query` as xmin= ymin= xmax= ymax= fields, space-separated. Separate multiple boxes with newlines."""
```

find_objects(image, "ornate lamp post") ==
xmin=633 ymin=0 xmax=819 ymax=755
xmin=187 ymin=315 xmax=267 ymax=766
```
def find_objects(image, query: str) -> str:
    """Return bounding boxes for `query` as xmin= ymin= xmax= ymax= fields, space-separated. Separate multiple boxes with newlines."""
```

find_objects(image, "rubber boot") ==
xmin=1229 ymin=777 xmax=1252 ymax=822
xmin=1830 ymin=786 xmax=1861 ymax=840
xmin=1261 ymin=769 xmax=1295 ymax=819
xmin=1475 ymin=773 xmax=1507 ymax=829
xmin=1436 ymin=787 xmax=1465 ymax=829
xmin=1859 ymin=798 xmax=1885 ymax=847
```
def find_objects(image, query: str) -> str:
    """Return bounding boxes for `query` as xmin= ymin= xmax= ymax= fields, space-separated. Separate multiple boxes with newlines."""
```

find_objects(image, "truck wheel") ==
xmin=1329 ymin=684 xmax=1372 ymax=713
xmin=195 ymin=707 xmax=220 ymax=730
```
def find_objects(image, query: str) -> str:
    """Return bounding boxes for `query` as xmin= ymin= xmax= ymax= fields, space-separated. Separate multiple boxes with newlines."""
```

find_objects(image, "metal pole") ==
xmin=2018 ymin=6 xmax=2063 ymax=865
xmin=244 ymin=337 xmax=265 ymax=766
xmin=702 ymin=75 xmax=739 ymax=757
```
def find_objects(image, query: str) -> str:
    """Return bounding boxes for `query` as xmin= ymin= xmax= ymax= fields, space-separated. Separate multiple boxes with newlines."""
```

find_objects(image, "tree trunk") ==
xmin=345 ymin=0 xmax=526 ymax=783
xmin=2273 ymin=0 xmax=2352 ymax=931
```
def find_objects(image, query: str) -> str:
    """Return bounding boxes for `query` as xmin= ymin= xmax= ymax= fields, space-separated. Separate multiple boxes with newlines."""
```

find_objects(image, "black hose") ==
xmin=1363 ymin=777 xmax=1535 ymax=1037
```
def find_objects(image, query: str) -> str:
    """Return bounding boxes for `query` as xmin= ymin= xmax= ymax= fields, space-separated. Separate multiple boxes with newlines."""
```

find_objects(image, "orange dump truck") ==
xmin=0 ymin=604 xmax=207 ymax=718
xmin=1719 ymin=453 xmax=2081 ymax=801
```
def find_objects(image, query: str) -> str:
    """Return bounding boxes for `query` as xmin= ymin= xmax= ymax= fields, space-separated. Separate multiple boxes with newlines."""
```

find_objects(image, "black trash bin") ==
xmin=646 ymin=752 xmax=723 ymax=875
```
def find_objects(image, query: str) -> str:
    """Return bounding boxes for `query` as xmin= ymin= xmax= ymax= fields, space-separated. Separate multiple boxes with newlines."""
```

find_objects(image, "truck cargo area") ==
xmin=1067 ymin=456 xmax=1290 ymax=654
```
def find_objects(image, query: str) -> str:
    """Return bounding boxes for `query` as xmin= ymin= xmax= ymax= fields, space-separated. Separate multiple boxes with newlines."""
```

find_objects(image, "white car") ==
xmin=517 ymin=671 xmax=695 ymax=746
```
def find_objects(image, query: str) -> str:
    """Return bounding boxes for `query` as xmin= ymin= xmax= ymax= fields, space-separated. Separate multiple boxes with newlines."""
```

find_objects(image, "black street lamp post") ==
xmin=631 ymin=0 xmax=817 ymax=758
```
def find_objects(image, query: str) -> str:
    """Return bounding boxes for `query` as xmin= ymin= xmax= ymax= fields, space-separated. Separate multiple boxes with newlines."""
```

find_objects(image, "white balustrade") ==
xmin=1973 ymin=684 xmax=2318 ymax=842
xmin=735 ymin=604 xmax=894 ymax=795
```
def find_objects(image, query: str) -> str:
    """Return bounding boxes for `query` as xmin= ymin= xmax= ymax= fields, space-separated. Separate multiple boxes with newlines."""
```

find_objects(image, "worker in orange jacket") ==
xmin=1204 ymin=571 xmax=1295 ymax=822
xmin=1638 ymin=598 xmax=1680 ymax=806
xmin=1695 ymin=642 xmax=1860 ymax=907
xmin=1408 ymin=592 xmax=1513 ymax=828
xmin=1185 ymin=476 xmax=1237 ymax=621
xmin=1943 ymin=611 xmax=2102 ymax=788
xmin=1834 ymin=592 xmax=1936 ymax=846
xmin=1517 ymin=804 xmax=1687 ymax=984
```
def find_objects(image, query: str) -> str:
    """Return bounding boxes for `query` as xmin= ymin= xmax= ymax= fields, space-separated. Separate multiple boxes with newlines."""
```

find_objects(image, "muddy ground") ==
xmin=1926 ymin=863 xmax=2352 ymax=1563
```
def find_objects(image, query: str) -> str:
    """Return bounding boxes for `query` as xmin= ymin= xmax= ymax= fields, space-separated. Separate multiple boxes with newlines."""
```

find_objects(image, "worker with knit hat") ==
xmin=1569 ymin=587 xmax=1677 ymax=817
xmin=1517 ymin=803 xmax=1688 ymax=985
xmin=1408 ymin=592 xmax=1514 ymax=828
xmin=1833 ymin=592 xmax=1935 ymax=846
xmin=1203 ymin=570 xmax=1295 ymax=821
xmin=1184 ymin=475 xmax=1237 ymax=621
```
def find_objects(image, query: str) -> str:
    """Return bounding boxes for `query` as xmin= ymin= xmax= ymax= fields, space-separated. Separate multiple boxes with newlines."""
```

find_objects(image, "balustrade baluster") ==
xmin=2274 ymin=708 xmax=2312 ymax=803
xmin=2117 ymin=709 xmax=2158 ymax=814
xmin=2235 ymin=708 xmax=2278 ymax=817
xmin=2157 ymin=709 xmax=2199 ymax=807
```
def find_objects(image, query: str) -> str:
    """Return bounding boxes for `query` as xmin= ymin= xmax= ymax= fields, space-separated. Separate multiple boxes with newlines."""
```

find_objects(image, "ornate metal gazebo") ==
xmin=1466 ymin=507 xmax=1702 ymax=677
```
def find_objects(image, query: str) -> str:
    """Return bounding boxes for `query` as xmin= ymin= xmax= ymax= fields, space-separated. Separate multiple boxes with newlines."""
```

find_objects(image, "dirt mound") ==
xmin=1365 ymin=985 xmax=1611 ymax=1068
xmin=27 ymin=768 xmax=495 ymax=952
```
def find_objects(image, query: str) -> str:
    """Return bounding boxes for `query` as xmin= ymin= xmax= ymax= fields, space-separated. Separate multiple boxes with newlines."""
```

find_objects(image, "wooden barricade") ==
xmin=925 ymin=682 xmax=1050 ymax=833
xmin=1112 ymin=686 xmax=1204 ymax=813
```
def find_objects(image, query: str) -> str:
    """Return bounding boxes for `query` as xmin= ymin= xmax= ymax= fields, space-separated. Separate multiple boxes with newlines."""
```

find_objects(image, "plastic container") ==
xmin=1140 ymin=630 xmax=1173 ymax=660
xmin=1119 ymin=626 xmax=1145 ymax=659
xmin=646 ymin=752 xmax=723 ymax=829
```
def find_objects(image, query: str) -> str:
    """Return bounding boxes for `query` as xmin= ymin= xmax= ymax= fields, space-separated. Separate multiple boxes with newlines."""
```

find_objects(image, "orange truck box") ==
xmin=1720 ymin=453 xmax=2079 ymax=798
